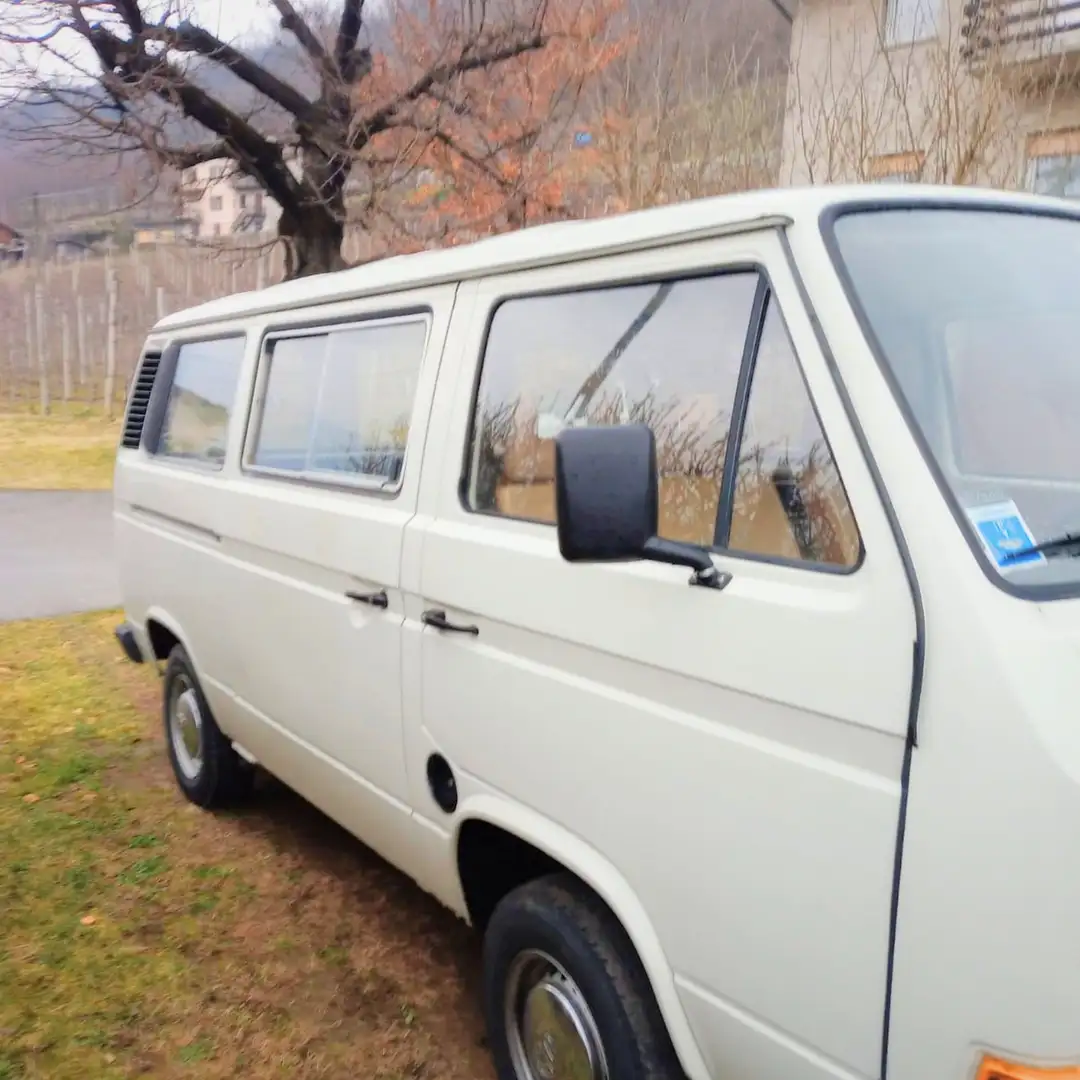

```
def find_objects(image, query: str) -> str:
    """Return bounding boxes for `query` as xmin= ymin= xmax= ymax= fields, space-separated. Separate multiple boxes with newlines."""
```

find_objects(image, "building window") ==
xmin=157 ymin=337 xmax=246 ymax=467
xmin=868 ymin=150 xmax=925 ymax=182
xmin=212 ymin=223 xmax=221 ymax=236
xmin=884 ymin=0 xmax=939 ymax=44
xmin=239 ymin=194 xmax=247 ymax=209
xmin=253 ymin=193 xmax=264 ymax=213
xmin=209 ymin=195 xmax=223 ymax=211
xmin=1027 ymin=130 xmax=1080 ymax=198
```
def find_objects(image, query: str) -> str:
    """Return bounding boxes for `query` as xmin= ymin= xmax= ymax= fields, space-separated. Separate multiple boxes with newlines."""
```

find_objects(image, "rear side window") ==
xmin=250 ymin=317 xmax=428 ymax=487
xmin=157 ymin=337 xmax=246 ymax=468
xmin=466 ymin=272 xmax=860 ymax=568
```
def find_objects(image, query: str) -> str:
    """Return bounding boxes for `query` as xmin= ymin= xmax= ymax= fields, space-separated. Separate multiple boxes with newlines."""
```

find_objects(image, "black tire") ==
xmin=483 ymin=873 xmax=684 ymax=1080
xmin=162 ymin=644 xmax=253 ymax=810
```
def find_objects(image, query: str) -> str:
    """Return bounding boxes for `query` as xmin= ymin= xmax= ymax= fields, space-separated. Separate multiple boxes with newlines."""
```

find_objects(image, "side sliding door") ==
xmin=210 ymin=284 xmax=458 ymax=874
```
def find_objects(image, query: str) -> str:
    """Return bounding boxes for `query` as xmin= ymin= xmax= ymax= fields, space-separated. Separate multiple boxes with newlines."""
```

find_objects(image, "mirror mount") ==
xmin=643 ymin=538 xmax=732 ymax=590
xmin=554 ymin=423 xmax=734 ymax=591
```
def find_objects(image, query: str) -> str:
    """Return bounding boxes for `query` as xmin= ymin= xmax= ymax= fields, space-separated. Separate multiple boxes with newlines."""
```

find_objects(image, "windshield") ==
xmin=828 ymin=206 xmax=1080 ymax=594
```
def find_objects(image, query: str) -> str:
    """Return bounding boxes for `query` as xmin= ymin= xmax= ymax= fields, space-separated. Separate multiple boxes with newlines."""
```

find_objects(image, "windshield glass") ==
xmin=828 ymin=206 xmax=1080 ymax=594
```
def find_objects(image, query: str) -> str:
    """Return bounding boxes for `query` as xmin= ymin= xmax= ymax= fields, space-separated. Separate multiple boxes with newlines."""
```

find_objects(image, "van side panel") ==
xmin=114 ymin=287 xmax=458 ymax=888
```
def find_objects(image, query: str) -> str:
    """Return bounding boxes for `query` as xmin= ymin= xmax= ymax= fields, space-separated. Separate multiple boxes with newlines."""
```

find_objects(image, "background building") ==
xmin=781 ymin=0 xmax=1080 ymax=193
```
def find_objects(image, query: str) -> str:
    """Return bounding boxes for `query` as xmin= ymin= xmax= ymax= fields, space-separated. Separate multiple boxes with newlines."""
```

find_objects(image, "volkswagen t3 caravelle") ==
xmin=113 ymin=184 xmax=1080 ymax=1080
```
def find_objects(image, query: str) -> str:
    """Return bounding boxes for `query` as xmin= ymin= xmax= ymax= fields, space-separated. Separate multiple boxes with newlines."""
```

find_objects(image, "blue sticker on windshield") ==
xmin=965 ymin=500 xmax=1046 ymax=570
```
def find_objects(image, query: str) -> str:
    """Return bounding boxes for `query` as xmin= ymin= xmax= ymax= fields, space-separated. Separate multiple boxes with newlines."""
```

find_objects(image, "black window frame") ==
xmin=239 ymin=306 xmax=433 ymax=499
xmin=459 ymin=262 xmax=864 ymax=576
xmin=142 ymin=330 xmax=248 ymax=472
xmin=819 ymin=196 xmax=1080 ymax=602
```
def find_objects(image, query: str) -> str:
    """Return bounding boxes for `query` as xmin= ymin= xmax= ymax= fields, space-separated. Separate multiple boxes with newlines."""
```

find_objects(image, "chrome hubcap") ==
xmin=505 ymin=950 xmax=608 ymax=1080
xmin=169 ymin=676 xmax=204 ymax=781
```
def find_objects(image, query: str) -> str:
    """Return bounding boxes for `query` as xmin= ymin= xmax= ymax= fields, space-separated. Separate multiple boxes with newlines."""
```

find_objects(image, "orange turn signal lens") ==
xmin=977 ymin=1057 xmax=1080 ymax=1080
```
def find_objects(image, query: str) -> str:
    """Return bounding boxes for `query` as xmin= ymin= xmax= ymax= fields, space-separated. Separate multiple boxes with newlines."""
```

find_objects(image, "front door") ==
xmin=411 ymin=233 xmax=916 ymax=1080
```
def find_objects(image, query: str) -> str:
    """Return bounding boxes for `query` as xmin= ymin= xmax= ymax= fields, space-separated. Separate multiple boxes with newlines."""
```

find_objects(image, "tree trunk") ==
xmin=278 ymin=204 xmax=348 ymax=280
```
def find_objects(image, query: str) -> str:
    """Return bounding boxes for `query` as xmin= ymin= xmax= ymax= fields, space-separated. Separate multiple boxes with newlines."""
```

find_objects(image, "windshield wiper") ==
xmin=1002 ymin=531 xmax=1080 ymax=563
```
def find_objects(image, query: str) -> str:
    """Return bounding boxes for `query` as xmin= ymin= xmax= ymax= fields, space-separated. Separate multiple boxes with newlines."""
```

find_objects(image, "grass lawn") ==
xmin=0 ymin=407 xmax=120 ymax=490
xmin=0 ymin=612 xmax=491 ymax=1080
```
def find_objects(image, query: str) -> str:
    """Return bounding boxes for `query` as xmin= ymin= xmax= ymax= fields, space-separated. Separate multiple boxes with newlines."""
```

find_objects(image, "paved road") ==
xmin=0 ymin=491 xmax=120 ymax=623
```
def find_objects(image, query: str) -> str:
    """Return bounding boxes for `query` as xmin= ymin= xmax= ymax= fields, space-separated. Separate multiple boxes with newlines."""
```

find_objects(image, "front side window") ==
xmin=157 ymin=336 xmax=245 ymax=467
xmin=466 ymin=272 xmax=859 ymax=567
xmin=829 ymin=206 xmax=1080 ymax=592
xmin=251 ymin=318 xmax=427 ymax=486
xmin=468 ymin=273 xmax=759 ymax=548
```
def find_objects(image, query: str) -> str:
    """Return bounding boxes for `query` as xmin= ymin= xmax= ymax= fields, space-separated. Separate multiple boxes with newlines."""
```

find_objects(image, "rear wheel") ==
xmin=163 ymin=645 xmax=253 ymax=809
xmin=482 ymin=874 xmax=684 ymax=1080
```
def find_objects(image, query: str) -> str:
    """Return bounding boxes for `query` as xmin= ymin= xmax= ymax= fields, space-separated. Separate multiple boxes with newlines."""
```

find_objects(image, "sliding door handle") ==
xmin=346 ymin=589 xmax=388 ymax=609
xmin=421 ymin=609 xmax=479 ymax=635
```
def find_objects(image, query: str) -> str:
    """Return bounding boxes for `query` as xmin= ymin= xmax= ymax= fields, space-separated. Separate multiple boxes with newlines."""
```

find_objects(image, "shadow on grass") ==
xmin=226 ymin=768 xmax=488 ymax=1044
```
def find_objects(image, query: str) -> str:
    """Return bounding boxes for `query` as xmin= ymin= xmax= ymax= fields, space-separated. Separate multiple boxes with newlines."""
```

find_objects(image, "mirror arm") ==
xmin=642 ymin=538 xmax=733 ymax=591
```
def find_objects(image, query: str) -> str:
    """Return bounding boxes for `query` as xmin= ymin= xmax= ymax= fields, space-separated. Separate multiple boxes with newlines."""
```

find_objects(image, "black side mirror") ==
xmin=553 ymin=424 xmax=731 ymax=590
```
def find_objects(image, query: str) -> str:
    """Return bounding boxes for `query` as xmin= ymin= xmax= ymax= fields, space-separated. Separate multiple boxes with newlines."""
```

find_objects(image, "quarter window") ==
xmin=467 ymin=272 xmax=760 ymax=548
xmin=729 ymin=301 xmax=860 ymax=567
xmin=157 ymin=336 xmax=246 ymax=467
xmin=251 ymin=318 xmax=428 ymax=486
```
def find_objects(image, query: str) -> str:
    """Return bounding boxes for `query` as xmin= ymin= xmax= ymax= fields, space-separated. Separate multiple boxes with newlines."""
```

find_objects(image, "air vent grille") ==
xmin=120 ymin=352 xmax=162 ymax=450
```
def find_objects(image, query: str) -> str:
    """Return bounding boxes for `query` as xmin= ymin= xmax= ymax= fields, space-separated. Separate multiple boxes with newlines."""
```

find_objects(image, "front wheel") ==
xmin=482 ymin=874 xmax=684 ymax=1080
xmin=163 ymin=644 xmax=253 ymax=809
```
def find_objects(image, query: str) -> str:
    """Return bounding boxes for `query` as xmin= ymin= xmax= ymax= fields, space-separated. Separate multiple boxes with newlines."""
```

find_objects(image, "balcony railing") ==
xmin=962 ymin=0 xmax=1080 ymax=71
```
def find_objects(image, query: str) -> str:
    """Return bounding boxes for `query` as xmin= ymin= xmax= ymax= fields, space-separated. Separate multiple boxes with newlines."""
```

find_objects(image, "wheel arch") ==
xmin=454 ymin=793 xmax=710 ymax=1080
xmin=142 ymin=607 xmax=195 ymax=667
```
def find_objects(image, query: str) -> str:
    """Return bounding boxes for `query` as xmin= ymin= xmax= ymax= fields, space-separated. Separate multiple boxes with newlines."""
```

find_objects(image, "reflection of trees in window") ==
xmin=472 ymin=387 xmax=730 ymax=547
xmin=335 ymin=411 xmax=412 ymax=482
xmin=733 ymin=438 xmax=854 ymax=565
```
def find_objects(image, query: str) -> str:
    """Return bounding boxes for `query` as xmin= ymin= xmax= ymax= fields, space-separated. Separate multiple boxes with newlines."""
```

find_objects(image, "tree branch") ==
xmin=169 ymin=141 xmax=232 ymax=169
xmin=87 ymin=23 xmax=305 ymax=212
xmin=114 ymin=0 xmax=144 ymax=34
xmin=143 ymin=20 xmax=325 ymax=131
xmin=335 ymin=0 xmax=366 ymax=75
xmin=268 ymin=0 xmax=332 ymax=69
xmin=353 ymin=31 xmax=547 ymax=148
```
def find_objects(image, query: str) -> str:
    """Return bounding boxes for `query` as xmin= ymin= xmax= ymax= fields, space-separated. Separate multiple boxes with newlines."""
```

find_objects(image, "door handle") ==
xmin=346 ymin=589 xmax=389 ymax=609
xmin=421 ymin=609 xmax=479 ymax=635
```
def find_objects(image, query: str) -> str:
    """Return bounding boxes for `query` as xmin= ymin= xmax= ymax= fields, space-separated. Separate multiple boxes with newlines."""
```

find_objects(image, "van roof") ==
xmin=154 ymin=183 xmax=1073 ymax=332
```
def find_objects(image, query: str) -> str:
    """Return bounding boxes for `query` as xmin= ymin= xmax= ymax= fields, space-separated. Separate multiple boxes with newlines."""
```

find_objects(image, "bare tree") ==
xmin=0 ymin=0 xmax=602 ymax=278
xmin=587 ymin=0 xmax=789 ymax=210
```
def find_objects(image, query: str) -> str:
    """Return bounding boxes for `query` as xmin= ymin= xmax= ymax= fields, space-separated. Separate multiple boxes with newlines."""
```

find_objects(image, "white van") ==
xmin=113 ymin=184 xmax=1080 ymax=1080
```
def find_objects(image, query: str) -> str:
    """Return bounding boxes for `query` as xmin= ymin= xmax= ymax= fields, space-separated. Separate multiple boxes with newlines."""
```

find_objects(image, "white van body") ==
xmin=113 ymin=184 xmax=1080 ymax=1080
